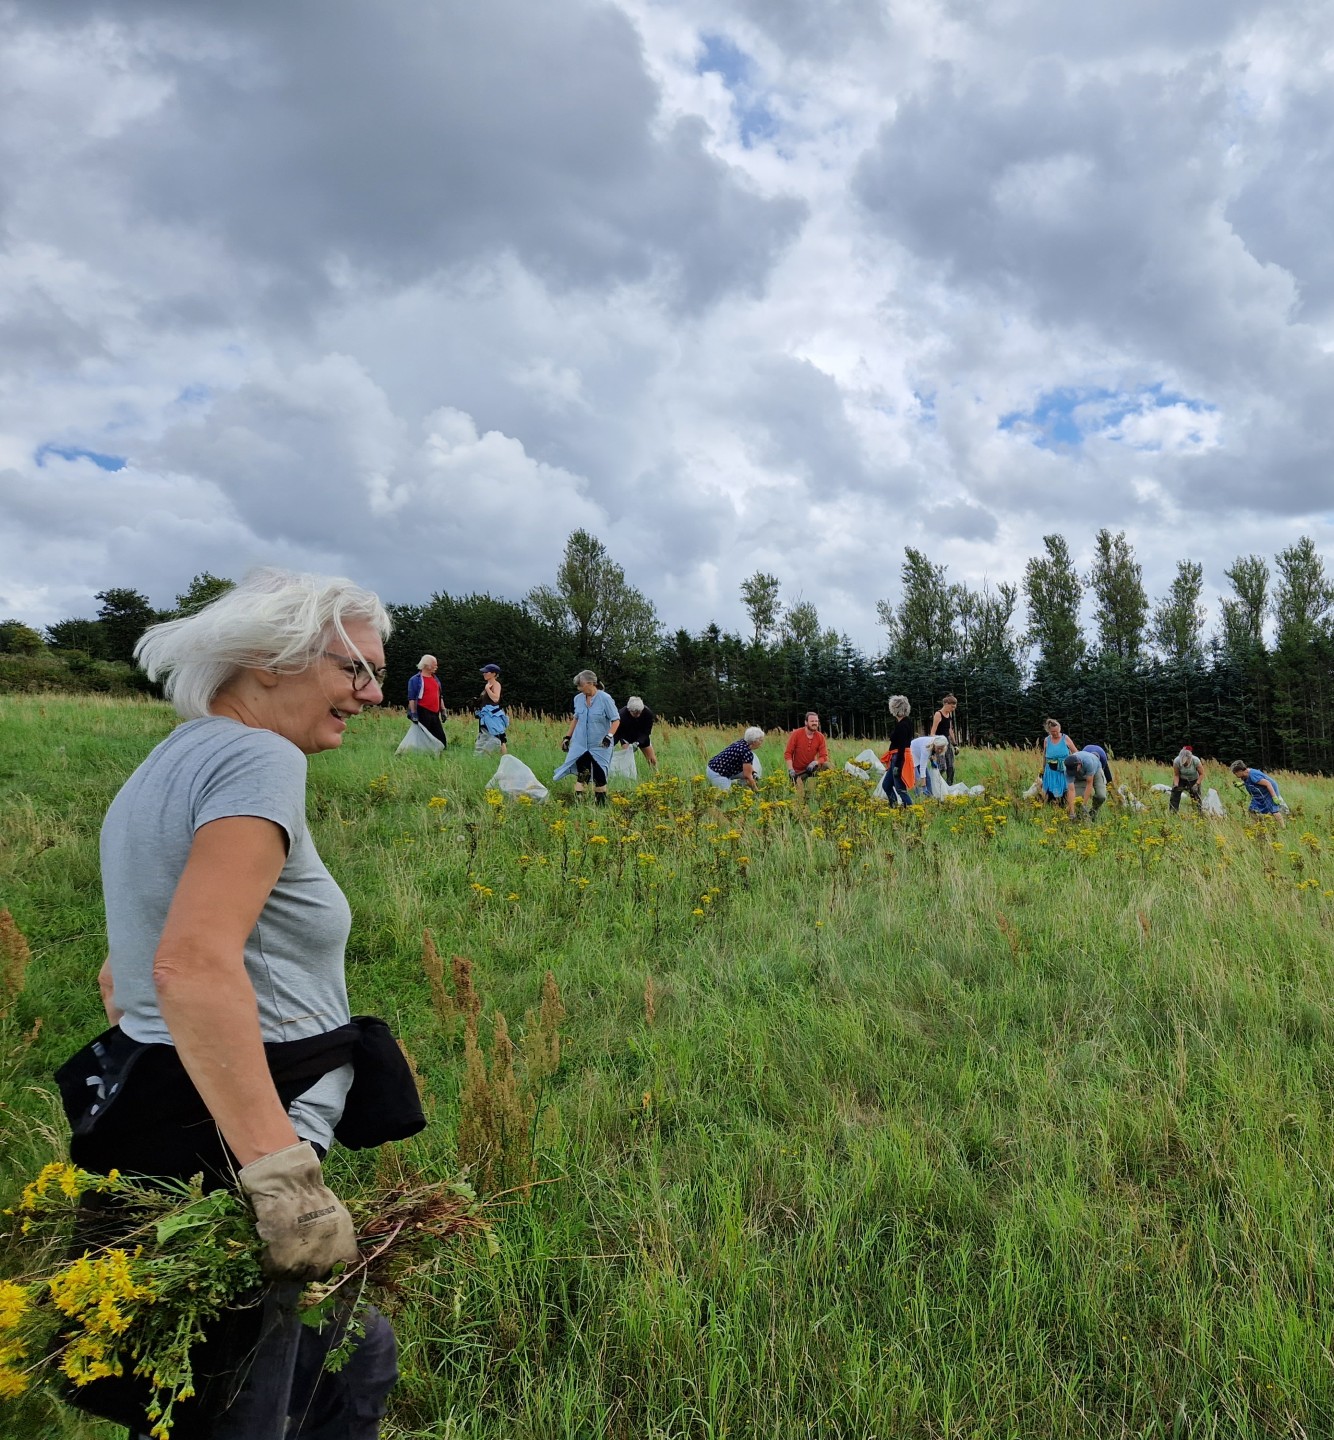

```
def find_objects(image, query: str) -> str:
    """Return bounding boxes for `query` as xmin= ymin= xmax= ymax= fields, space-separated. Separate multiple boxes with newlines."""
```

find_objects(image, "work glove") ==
xmin=239 ymin=1141 xmax=359 ymax=1281
xmin=560 ymin=735 xmax=571 ymax=752
xmin=601 ymin=736 xmax=612 ymax=747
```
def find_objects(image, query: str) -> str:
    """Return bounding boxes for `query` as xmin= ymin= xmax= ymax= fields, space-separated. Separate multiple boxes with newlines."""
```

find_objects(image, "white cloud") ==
xmin=0 ymin=0 xmax=1331 ymax=652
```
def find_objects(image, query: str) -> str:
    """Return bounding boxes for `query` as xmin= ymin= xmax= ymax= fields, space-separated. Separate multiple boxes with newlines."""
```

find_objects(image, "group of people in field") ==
xmin=1036 ymin=718 xmax=1286 ymax=819
xmin=410 ymin=658 xmax=1291 ymax=820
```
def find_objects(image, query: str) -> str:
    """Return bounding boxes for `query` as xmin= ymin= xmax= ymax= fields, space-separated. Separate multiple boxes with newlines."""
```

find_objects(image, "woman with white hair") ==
xmin=406 ymin=653 xmax=447 ymax=748
xmin=879 ymin=695 xmax=915 ymax=805
xmin=58 ymin=568 xmax=412 ymax=1438
xmin=909 ymin=733 xmax=950 ymax=798
xmin=706 ymin=728 xmax=766 ymax=791
xmin=553 ymin=669 xmax=619 ymax=804
xmin=614 ymin=694 xmax=658 ymax=768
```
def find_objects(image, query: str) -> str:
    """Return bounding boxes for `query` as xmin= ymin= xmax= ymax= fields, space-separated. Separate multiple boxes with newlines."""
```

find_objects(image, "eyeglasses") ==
xmin=322 ymin=651 xmax=387 ymax=693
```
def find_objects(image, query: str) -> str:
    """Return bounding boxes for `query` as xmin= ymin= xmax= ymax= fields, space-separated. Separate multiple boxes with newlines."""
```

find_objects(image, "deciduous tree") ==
xmin=1023 ymin=534 xmax=1085 ymax=675
xmin=1087 ymin=529 xmax=1149 ymax=665
xmin=1151 ymin=560 xmax=1206 ymax=666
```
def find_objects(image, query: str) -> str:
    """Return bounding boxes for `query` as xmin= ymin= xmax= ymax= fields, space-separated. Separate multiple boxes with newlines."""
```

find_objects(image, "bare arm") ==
xmin=153 ymin=816 xmax=302 ymax=1167
xmin=98 ymin=957 xmax=123 ymax=1026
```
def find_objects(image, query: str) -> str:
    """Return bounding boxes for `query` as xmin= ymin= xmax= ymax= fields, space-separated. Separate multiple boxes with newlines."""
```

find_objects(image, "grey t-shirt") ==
xmin=101 ymin=716 xmax=354 ymax=1152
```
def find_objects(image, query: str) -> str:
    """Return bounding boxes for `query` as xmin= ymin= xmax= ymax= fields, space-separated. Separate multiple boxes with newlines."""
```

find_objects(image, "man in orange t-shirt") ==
xmin=784 ymin=712 xmax=829 ymax=793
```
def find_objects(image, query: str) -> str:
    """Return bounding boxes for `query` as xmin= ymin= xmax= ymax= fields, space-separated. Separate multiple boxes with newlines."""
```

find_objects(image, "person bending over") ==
xmin=706 ymin=728 xmax=765 ymax=792
xmin=614 ymin=696 xmax=658 ymax=768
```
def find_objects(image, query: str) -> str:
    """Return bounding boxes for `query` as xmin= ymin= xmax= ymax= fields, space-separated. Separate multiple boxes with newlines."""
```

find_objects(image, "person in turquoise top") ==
xmin=553 ymin=670 xmax=620 ymax=804
xmin=1230 ymin=760 xmax=1286 ymax=817
xmin=1040 ymin=718 xmax=1077 ymax=804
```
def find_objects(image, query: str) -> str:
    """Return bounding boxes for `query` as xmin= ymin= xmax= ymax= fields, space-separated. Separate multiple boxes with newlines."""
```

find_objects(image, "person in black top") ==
xmin=880 ymin=694 xmax=915 ymax=805
xmin=614 ymin=696 xmax=658 ymax=768
xmin=929 ymin=693 xmax=958 ymax=786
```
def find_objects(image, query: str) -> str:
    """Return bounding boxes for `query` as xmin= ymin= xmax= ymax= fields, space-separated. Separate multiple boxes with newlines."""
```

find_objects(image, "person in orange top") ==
xmin=784 ymin=711 xmax=830 ymax=793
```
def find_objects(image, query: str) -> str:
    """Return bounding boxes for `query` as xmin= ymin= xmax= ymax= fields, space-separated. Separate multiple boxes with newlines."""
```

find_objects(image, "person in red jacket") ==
xmin=784 ymin=712 xmax=829 ymax=794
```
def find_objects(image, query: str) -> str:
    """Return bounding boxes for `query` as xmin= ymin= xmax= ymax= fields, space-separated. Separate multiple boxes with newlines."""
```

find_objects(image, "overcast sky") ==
xmin=2 ymin=0 xmax=1332 ymax=651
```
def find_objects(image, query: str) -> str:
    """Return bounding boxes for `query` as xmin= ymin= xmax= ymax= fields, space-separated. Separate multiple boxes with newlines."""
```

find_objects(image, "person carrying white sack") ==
xmin=706 ymin=728 xmax=765 ymax=791
xmin=553 ymin=669 xmax=619 ymax=805
xmin=909 ymin=734 xmax=950 ymax=798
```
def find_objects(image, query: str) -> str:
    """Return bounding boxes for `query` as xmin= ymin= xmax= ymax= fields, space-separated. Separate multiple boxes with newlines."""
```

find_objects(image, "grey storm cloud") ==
xmin=2 ymin=0 xmax=1332 ymax=644
xmin=1228 ymin=85 xmax=1334 ymax=324
xmin=853 ymin=60 xmax=1270 ymax=376
xmin=11 ymin=0 xmax=804 ymax=317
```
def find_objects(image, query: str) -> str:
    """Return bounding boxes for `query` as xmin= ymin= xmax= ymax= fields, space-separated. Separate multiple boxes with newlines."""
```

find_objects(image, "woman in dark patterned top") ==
xmin=706 ymin=728 xmax=765 ymax=792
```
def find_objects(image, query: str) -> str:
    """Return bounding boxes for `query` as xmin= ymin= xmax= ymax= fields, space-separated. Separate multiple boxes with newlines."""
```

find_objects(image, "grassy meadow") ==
xmin=2 ymin=694 xmax=1334 ymax=1438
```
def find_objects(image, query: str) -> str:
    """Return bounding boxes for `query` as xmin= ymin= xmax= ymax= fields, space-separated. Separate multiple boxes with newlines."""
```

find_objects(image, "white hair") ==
xmin=417 ymin=655 xmax=437 ymax=670
xmin=627 ymin=696 xmax=645 ymax=714
xmin=744 ymin=726 xmax=765 ymax=744
xmin=574 ymin=669 xmax=598 ymax=688
xmin=931 ymin=735 xmax=949 ymax=751
xmin=135 ymin=566 xmax=391 ymax=720
xmin=887 ymin=694 xmax=910 ymax=719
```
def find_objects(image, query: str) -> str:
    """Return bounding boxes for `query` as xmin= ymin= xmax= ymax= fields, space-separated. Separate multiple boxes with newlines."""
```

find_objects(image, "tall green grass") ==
xmin=2 ymin=696 xmax=1333 ymax=1438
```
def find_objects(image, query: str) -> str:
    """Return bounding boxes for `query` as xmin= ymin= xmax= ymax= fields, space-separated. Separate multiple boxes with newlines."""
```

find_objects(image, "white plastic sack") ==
xmin=1151 ymin=783 xmax=1172 ymax=793
xmin=926 ymin=767 xmax=949 ymax=799
xmin=844 ymin=748 xmax=886 ymax=781
xmin=474 ymin=732 xmax=502 ymax=755
xmin=751 ymin=755 xmax=763 ymax=780
xmin=1117 ymin=786 xmax=1147 ymax=813
xmin=609 ymin=746 xmax=638 ymax=783
xmin=486 ymin=754 xmax=548 ymax=802
xmin=968 ymin=784 xmax=985 ymax=797
xmin=1022 ymin=780 xmax=1042 ymax=800
xmin=397 ymin=722 xmax=444 ymax=756
xmin=1201 ymin=787 xmax=1225 ymax=818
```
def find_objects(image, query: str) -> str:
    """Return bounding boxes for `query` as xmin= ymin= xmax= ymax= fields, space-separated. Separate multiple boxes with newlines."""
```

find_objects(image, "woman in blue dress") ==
xmin=1041 ymin=718 xmax=1077 ymax=806
xmin=553 ymin=670 xmax=619 ymax=804
xmin=1230 ymin=760 xmax=1286 ymax=817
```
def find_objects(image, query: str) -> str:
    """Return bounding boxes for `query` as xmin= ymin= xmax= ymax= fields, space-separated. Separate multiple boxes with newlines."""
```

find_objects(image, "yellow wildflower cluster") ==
xmin=0 ymin=1281 xmax=33 ymax=1398
xmin=50 ymin=1248 xmax=157 ymax=1385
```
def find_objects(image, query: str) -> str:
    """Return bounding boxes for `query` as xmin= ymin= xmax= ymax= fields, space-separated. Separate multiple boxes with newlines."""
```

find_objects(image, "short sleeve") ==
xmin=192 ymin=730 xmax=309 ymax=851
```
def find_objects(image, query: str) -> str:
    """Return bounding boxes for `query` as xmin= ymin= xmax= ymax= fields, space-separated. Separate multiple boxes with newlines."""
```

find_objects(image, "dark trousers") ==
xmin=416 ymin=709 xmax=447 ymax=747
xmin=940 ymin=739 xmax=955 ymax=787
xmin=131 ymin=1303 xmax=396 ymax=1440
xmin=1170 ymin=779 xmax=1201 ymax=812
xmin=881 ymin=761 xmax=914 ymax=806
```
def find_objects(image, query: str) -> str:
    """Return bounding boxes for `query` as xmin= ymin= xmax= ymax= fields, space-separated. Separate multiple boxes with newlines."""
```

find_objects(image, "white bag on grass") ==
xmin=1151 ymin=783 xmax=1172 ymax=793
xmin=474 ymin=731 xmax=502 ymax=755
xmin=396 ymin=722 xmax=444 ymax=756
xmin=844 ymin=748 xmax=886 ymax=780
xmin=1022 ymin=780 xmax=1042 ymax=800
xmin=1201 ymin=787 xmax=1225 ymax=818
xmin=609 ymin=746 xmax=638 ymax=783
xmin=968 ymin=785 xmax=985 ymax=797
xmin=486 ymin=755 xmax=548 ymax=802
xmin=926 ymin=767 xmax=950 ymax=799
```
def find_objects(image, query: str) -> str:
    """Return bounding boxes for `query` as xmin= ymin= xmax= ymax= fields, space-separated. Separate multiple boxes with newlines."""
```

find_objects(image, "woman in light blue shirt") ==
xmin=553 ymin=670 xmax=620 ymax=804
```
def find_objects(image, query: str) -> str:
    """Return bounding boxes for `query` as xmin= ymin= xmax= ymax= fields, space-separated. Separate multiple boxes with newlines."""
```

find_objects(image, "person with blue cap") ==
xmin=476 ymin=664 xmax=508 ymax=754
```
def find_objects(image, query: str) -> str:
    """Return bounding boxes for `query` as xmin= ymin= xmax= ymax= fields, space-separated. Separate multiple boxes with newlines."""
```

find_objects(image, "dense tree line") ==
xmin=5 ymin=533 xmax=1333 ymax=772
